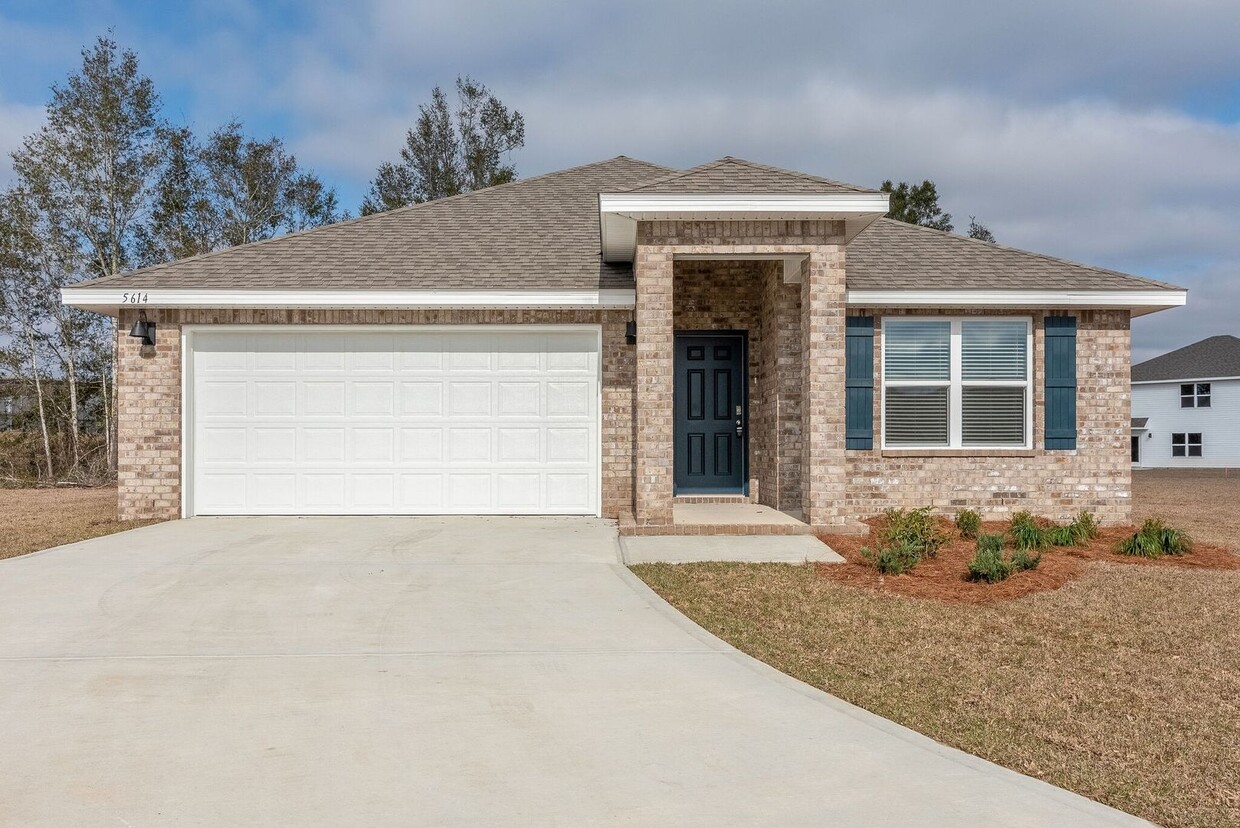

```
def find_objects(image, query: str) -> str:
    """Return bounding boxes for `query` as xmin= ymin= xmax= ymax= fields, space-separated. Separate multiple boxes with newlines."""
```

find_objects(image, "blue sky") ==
xmin=2 ymin=0 xmax=1238 ymax=361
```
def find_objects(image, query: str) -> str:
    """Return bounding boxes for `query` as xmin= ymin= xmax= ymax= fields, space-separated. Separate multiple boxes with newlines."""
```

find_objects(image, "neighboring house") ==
xmin=1131 ymin=335 xmax=1240 ymax=468
xmin=61 ymin=156 xmax=1187 ymax=527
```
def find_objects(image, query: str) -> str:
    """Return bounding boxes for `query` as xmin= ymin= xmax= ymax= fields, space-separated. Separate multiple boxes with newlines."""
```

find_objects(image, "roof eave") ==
xmin=598 ymin=192 xmax=891 ymax=263
xmin=844 ymin=288 xmax=1188 ymax=316
xmin=60 ymin=287 xmax=638 ymax=316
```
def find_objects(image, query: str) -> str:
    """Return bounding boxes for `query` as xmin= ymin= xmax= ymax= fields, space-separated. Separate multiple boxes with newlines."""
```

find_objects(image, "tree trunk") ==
xmin=25 ymin=330 xmax=54 ymax=481
xmin=63 ymin=345 xmax=82 ymax=470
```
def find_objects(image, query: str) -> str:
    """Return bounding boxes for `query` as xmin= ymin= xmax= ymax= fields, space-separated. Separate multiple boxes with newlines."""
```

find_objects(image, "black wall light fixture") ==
xmin=128 ymin=312 xmax=156 ymax=346
xmin=625 ymin=319 xmax=637 ymax=345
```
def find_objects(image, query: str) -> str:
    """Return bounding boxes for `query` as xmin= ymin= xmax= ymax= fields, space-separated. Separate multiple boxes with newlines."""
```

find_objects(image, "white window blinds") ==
xmin=882 ymin=317 xmax=1031 ymax=449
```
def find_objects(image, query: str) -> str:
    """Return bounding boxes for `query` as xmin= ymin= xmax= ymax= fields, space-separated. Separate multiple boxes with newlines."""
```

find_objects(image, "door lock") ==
xmin=735 ymin=405 xmax=744 ymax=438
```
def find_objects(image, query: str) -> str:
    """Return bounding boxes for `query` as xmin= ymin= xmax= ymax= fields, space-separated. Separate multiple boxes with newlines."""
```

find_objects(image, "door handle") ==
xmin=735 ymin=405 xmax=744 ymax=438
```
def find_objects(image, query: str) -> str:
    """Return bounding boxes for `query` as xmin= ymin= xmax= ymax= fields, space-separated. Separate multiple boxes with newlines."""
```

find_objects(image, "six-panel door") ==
xmin=673 ymin=333 xmax=747 ymax=494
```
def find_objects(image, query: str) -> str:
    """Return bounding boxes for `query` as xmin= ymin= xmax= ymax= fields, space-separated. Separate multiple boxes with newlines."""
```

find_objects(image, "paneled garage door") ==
xmin=188 ymin=327 xmax=600 ymax=516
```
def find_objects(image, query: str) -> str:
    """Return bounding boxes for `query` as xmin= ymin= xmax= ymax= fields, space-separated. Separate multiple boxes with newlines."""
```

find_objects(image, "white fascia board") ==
xmin=846 ymin=288 xmax=1188 ymax=313
xmin=599 ymin=192 xmax=891 ymax=215
xmin=61 ymin=287 xmax=636 ymax=315
xmin=598 ymin=192 xmax=890 ymax=263
xmin=1132 ymin=375 xmax=1240 ymax=385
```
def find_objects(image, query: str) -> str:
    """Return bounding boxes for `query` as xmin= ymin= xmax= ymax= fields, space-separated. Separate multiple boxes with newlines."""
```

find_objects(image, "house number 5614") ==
xmin=121 ymin=292 xmax=148 ymax=304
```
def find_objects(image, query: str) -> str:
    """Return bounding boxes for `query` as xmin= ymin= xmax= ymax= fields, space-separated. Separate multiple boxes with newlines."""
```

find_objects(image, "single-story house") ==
xmin=1131 ymin=335 xmax=1240 ymax=468
xmin=61 ymin=156 xmax=1187 ymax=529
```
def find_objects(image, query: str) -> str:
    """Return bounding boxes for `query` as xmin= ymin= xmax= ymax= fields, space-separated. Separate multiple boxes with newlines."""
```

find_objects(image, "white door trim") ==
xmin=181 ymin=323 xmax=604 ymax=518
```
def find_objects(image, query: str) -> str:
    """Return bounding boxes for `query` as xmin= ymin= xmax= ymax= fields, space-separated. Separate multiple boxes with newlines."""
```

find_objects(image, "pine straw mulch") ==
xmin=818 ymin=517 xmax=1240 ymax=605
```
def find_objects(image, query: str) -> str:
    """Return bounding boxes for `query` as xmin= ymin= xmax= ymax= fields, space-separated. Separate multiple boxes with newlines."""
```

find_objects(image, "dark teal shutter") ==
xmin=845 ymin=316 xmax=875 ymax=450
xmin=1044 ymin=316 xmax=1077 ymax=450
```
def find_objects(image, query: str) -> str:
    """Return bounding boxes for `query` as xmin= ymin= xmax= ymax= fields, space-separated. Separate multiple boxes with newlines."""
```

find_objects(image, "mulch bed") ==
xmin=818 ymin=518 xmax=1240 ymax=605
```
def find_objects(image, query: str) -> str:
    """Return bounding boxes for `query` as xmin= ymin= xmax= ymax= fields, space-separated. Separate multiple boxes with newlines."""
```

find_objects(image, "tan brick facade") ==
xmin=116 ymin=307 xmax=637 ymax=522
xmin=845 ymin=308 xmax=1132 ymax=524
xmin=115 ymin=264 xmax=1134 ymax=528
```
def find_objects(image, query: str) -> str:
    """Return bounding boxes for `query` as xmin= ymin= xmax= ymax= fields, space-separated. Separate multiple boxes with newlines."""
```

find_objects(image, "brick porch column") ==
xmin=634 ymin=244 xmax=674 ymax=525
xmin=800 ymin=247 xmax=847 ymax=526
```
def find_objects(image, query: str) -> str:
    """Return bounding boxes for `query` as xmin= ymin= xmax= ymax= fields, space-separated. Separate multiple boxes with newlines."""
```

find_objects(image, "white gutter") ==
xmin=60 ymin=287 xmax=637 ymax=315
xmin=845 ymin=288 xmax=1187 ymax=315
xmin=1132 ymin=375 xmax=1240 ymax=385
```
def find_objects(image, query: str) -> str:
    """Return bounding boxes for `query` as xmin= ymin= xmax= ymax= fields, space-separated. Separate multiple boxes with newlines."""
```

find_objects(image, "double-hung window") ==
xmin=882 ymin=317 xmax=1032 ymax=449
xmin=1180 ymin=383 xmax=1211 ymax=408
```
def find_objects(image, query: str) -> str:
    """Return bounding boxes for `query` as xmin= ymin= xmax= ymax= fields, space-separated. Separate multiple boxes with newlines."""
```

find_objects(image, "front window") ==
xmin=1171 ymin=432 xmax=1203 ymax=457
xmin=1180 ymin=383 xmax=1211 ymax=408
xmin=882 ymin=317 xmax=1031 ymax=449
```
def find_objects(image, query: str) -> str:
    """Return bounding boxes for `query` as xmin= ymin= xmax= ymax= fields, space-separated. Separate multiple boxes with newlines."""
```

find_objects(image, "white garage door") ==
xmin=188 ymin=327 xmax=600 ymax=516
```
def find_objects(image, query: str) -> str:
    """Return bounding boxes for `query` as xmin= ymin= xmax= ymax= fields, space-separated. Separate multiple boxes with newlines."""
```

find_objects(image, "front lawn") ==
xmin=634 ymin=559 xmax=1239 ymax=828
xmin=0 ymin=486 xmax=161 ymax=560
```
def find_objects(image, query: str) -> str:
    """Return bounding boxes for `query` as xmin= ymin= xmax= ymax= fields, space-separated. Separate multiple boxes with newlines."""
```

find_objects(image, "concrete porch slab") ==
xmin=621 ymin=534 xmax=845 ymax=564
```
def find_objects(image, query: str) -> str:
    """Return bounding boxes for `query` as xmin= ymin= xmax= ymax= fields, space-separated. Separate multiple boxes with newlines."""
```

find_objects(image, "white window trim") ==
xmin=1179 ymin=382 xmax=1211 ymax=408
xmin=880 ymin=316 xmax=1033 ymax=451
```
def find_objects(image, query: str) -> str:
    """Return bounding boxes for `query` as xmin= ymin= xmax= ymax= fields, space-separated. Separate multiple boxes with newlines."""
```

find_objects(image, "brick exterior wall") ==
xmin=115 ymin=308 xmax=637 ymax=521
xmin=844 ymin=308 xmax=1132 ymax=524
xmin=113 ymin=270 xmax=1134 ymax=527
xmin=117 ymin=308 xmax=183 ymax=521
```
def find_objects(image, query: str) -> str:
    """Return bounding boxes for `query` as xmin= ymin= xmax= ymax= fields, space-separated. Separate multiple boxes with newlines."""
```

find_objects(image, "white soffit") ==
xmin=599 ymin=192 xmax=891 ymax=262
xmin=60 ymin=288 xmax=637 ymax=315
xmin=845 ymin=289 xmax=1188 ymax=316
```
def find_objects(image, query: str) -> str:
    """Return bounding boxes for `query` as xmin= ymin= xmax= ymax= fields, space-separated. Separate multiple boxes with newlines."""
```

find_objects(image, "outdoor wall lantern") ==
xmin=625 ymin=319 xmax=637 ymax=345
xmin=128 ymin=312 xmax=156 ymax=346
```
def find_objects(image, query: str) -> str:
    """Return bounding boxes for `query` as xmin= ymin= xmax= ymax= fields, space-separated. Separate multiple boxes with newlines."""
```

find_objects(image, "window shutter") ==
xmin=1044 ymin=316 xmax=1077 ymax=450
xmin=845 ymin=316 xmax=874 ymax=450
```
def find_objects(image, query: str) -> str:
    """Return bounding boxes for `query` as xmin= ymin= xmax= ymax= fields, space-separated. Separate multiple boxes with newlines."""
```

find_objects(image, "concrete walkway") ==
xmin=0 ymin=517 xmax=1148 ymax=827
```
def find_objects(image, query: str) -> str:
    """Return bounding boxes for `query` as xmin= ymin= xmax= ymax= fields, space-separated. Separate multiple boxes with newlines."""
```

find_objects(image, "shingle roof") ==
xmin=1131 ymin=417 xmax=1149 ymax=429
xmin=846 ymin=218 xmax=1182 ymax=291
xmin=1131 ymin=335 xmax=1240 ymax=382
xmin=73 ymin=155 xmax=1181 ymax=297
xmin=620 ymin=156 xmax=878 ymax=194
xmin=79 ymin=156 xmax=675 ymax=291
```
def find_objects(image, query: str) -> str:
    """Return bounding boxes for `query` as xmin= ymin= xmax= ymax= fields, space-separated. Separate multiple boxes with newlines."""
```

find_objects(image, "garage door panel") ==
xmin=191 ymin=328 xmax=599 ymax=515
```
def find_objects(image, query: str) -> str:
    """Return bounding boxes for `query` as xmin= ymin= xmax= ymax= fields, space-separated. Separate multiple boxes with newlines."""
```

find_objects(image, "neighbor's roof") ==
xmin=1132 ymin=335 xmax=1240 ymax=382
xmin=77 ymin=156 xmax=675 ymax=291
xmin=1131 ymin=417 xmax=1149 ymax=429
xmin=618 ymin=156 xmax=878 ymax=195
xmin=846 ymin=218 xmax=1181 ymax=291
xmin=70 ymin=154 xmax=1180 ymax=295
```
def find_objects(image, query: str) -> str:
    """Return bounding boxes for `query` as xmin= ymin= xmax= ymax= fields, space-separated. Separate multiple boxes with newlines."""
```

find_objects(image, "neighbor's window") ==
xmin=1180 ymin=383 xmax=1211 ymax=408
xmin=882 ymin=317 xmax=1031 ymax=449
xmin=1171 ymin=432 xmax=1203 ymax=457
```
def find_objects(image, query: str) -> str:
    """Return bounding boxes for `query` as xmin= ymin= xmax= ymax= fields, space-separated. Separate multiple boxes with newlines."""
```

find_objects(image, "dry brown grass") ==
xmin=633 ymin=561 xmax=1240 ymax=828
xmin=0 ymin=486 xmax=160 ymax=560
xmin=632 ymin=474 xmax=1240 ymax=828
xmin=1133 ymin=469 xmax=1240 ymax=550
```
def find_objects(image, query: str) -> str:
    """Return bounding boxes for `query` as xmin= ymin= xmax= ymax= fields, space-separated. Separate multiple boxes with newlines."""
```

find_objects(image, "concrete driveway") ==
xmin=0 ymin=517 xmax=1146 ymax=827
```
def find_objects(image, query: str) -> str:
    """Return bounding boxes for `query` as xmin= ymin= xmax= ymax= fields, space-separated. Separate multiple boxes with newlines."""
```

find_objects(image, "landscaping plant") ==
xmin=1007 ymin=511 xmax=1048 ymax=551
xmin=954 ymin=509 xmax=981 ymax=539
xmin=860 ymin=541 xmax=922 ymax=575
xmin=1009 ymin=546 xmax=1042 ymax=572
xmin=967 ymin=534 xmax=1013 ymax=583
xmin=1117 ymin=518 xmax=1192 ymax=558
xmin=882 ymin=507 xmax=950 ymax=559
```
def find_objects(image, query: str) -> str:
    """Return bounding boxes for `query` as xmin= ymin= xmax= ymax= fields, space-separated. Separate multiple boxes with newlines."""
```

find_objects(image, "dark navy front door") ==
xmin=674 ymin=333 xmax=746 ymax=493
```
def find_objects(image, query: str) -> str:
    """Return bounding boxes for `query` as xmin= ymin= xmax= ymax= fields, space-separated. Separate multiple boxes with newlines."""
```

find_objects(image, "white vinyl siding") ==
xmin=1132 ymin=378 xmax=1240 ymax=468
xmin=882 ymin=317 xmax=1032 ymax=450
xmin=185 ymin=326 xmax=601 ymax=516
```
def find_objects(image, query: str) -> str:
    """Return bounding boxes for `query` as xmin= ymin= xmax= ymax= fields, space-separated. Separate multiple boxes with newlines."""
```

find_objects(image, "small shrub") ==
xmin=976 ymin=532 xmax=1004 ymax=554
xmin=1008 ymin=511 xmax=1048 ymax=551
xmin=1117 ymin=518 xmax=1192 ymax=558
xmin=1010 ymin=546 xmax=1042 ymax=572
xmin=968 ymin=541 xmax=1013 ymax=584
xmin=1075 ymin=511 xmax=1100 ymax=540
xmin=955 ymin=509 xmax=981 ymax=539
xmin=1043 ymin=524 xmax=1078 ymax=547
xmin=882 ymin=507 xmax=949 ymax=559
xmin=861 ymin=542 xmax=922 ymax=575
